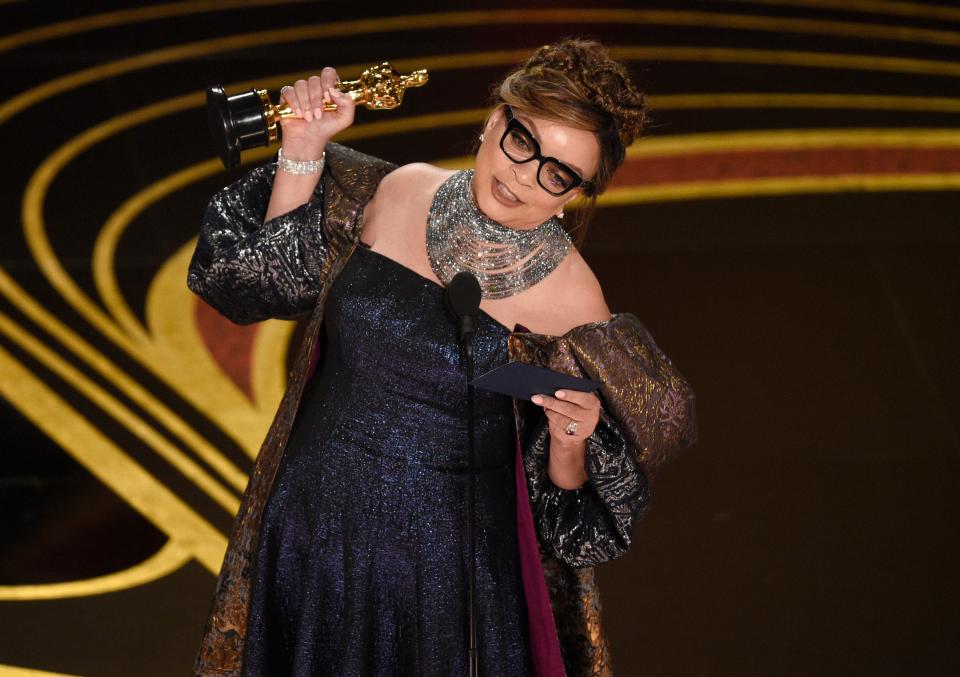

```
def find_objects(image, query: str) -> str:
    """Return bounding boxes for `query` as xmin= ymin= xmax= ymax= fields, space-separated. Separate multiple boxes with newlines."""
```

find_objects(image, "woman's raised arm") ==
xmin=187 ymin=68 xmax=356 ymax=324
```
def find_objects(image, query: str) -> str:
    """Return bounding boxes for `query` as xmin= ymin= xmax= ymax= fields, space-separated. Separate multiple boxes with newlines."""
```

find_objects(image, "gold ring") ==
xmin=564 ymin=420 xmax=578 ymax=436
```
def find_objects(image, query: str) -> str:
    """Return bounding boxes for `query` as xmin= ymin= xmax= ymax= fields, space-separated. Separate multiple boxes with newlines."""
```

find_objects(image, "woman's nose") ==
xmin=510 ymin=162 xmax=535 ymax=188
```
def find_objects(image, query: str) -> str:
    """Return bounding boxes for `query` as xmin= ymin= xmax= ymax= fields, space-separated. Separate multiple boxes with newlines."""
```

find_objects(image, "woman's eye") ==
xmin=510 ymin=131 xmax=530 ymax=150
xmin=546 ymin=169 xmax=567 ymax=188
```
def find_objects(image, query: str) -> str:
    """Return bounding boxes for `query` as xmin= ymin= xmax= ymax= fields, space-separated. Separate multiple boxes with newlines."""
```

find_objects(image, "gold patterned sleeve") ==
xmin=567 ymin=313 xmax=698 ymax=476
xmin=510 ymin=313 xmax=697 ymax=568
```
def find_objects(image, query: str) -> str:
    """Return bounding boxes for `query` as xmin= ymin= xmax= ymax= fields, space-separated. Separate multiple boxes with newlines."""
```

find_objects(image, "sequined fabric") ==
xmin=188 ymin=143 xmax=698 ymax=677
xmin=189 ymin=144 xmax=397 ymax=676
xmin=239 ymin=245 xmax=529 ymax=675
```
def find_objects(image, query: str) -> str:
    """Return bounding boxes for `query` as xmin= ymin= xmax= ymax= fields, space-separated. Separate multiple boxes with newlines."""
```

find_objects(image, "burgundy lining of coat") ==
xmin=515 ymin=439 xmax=565 ymax=675
xmin=306 ymin=339 xmax=322 ymax=382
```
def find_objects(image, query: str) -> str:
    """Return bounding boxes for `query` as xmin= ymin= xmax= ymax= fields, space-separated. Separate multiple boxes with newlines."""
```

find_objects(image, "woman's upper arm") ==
xmin=539 ymin=254 xmax=611 ymax=334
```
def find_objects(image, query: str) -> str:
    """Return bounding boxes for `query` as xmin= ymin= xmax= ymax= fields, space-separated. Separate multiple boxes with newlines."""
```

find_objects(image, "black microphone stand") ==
xmin=445 ymin=272 xmax=482 ymax=677
xmin=463 ymin=332 xmax=479 ymax=677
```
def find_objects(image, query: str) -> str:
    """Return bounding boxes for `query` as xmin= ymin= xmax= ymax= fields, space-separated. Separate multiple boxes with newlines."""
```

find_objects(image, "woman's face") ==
xmin=472 ymin=106 xmax=600 ymax=230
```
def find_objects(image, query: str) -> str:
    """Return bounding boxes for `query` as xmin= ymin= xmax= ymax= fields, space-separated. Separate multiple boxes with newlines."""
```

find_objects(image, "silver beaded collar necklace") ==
xmin=426 ymin=169 xmax=571 ymax=300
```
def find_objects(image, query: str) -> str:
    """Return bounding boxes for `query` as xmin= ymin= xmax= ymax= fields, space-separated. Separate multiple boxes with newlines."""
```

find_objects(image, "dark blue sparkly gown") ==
xmin=242 ymin=244 xmax=532 ymax=676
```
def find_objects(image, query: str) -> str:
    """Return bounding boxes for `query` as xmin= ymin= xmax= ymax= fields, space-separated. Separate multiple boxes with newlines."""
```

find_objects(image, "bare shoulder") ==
xmin=371 ymin=162 xmax=452 ymax=202
xmin=527 ymin=248 xmax=611 ymax=334
xmin=558 ymin=249 xmax=612 ymax=325
xmin=362 ymin=163 xmax=454 ymax=243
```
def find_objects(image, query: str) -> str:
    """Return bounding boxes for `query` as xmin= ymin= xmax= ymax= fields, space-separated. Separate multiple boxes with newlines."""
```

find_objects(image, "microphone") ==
xmin=445 ymin=271 xmax=482 ymax=677
xmin=445 ymin=271 xmax=481 ymax=346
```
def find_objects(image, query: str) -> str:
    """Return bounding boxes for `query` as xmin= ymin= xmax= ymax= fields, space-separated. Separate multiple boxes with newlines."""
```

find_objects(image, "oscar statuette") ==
xmin=206 ymin=61 xmax=428 ymax=168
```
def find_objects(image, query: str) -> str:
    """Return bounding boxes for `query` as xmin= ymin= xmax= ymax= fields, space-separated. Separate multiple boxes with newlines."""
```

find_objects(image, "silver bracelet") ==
xmin=277 ymin=146 xmax=325 ymax=174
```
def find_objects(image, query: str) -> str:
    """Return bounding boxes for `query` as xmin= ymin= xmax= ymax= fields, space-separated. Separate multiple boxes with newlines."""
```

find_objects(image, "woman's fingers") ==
xmin=531 ymin=391 xmax=598 ymax=418
xmin=543 ymin=409 xmax=574 ymax=428
xmin=293 ymin=79 xmax=311 ymax=119
xmin=532 ymin=389 xmax=601 ymax=441
xmin=532 ymin=394 xmax=580 ymax=419
xmin=279 ymin=85 xmax=298 ymax=115
xmin=307 ymin=75 xmax=325 ymax=118
xmin=553 ymin=389 xmax=596 ymax=408
xmin=283 ymin=67 xmax=344 ymax=119
xmin=543 ymin=409 xmax=589 ymax=441
xmin=320 ymin=67 xmax=340 ymax=101
xmin=278 ymin=68 xmax=354 ymax=151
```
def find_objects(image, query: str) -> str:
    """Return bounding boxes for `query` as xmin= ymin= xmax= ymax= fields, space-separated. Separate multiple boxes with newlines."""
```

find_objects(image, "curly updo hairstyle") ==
xmin=487 ymin=38 xmax=648 ymax=245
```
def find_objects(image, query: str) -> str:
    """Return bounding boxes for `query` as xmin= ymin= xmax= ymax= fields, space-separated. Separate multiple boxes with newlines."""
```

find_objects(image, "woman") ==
xmin=190 ymin=39 xmax=697 ymax=676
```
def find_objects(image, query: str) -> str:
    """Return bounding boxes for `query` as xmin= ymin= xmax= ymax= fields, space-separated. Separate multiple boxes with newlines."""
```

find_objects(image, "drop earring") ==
xmin=557 ymin=210 xmax=565 ymax=219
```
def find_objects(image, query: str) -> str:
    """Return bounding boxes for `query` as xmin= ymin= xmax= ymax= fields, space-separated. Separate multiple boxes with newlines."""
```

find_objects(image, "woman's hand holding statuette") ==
xmin=278 ymin=67 xmax=355 ymax=159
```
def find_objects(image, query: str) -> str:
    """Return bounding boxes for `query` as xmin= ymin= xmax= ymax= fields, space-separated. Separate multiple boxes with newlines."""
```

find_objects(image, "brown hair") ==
xmin=485 ymin=38 xmax=648 ymax=246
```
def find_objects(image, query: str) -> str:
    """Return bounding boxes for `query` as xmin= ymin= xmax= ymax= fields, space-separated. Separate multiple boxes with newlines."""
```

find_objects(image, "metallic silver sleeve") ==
xmin=186 ymin=158 xmax=329 ymax=324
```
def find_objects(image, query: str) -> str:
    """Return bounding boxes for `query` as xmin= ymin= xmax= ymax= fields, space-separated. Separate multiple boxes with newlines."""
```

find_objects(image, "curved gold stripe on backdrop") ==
xmin=0 ymin=665 xmax=83 ymax=677
xmin=626 ymin=127 xmax=960 ymax=154
xmin=250 ymin=311 xmax=297 ymax=414
xmin=655 ymin=92 xmax=960 ymax=113
xmin=604 ymin=127 xmax=960 ymax=202
xmin=147 ymin=239 xmax=295 ymax=417
xmin=0 ymin=263 xmax=249 ymax=498
xmin=0 ymin=0 xmax=303 ymax=54
xmin=0 ymin=540 xmax=190 ymax=601
xmin=0 ymin=344 xmax=227 ymax=574
xmin=612 ymin=8 xmax=960 ymax=46
xmin=0 ymin=310 xmax=241 ymax=513
xmin=616 ymin=45 xmax=960 ymax=77
xmin=599 ymin=174 xmax=960 ymax=205
xmin=420 ymin=164 xmax=960 ymax=203
xmin=95 ymin=146 xmax=274 ymax=457
xmin=21 ymin=109 xmax=261 ymax=474
xmin=145 ymin=238 xmax=284 ymax=439
xmin=714 ymin=0 xmax=960 ymax=22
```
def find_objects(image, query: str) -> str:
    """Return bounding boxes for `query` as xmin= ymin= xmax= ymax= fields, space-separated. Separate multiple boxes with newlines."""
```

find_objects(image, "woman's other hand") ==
xmin=278 ymin=67 xmax=355 ymax=159
xmin=532 ymin=389 xmax=600 ymax=489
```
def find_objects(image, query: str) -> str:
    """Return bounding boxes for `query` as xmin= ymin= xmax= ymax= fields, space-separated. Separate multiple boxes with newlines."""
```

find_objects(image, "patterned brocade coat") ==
xmin=187 ymin=143 xmax=698 ymax=677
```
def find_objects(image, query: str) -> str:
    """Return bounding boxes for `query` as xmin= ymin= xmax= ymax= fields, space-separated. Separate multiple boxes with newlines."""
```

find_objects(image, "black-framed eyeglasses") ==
xmin=499 ymin=105 xmax=594 ymax=197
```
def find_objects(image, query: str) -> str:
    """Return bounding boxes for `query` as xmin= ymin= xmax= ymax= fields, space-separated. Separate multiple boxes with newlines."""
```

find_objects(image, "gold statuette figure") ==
xmin=206 ymin=62 xmax=429 ymax=168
